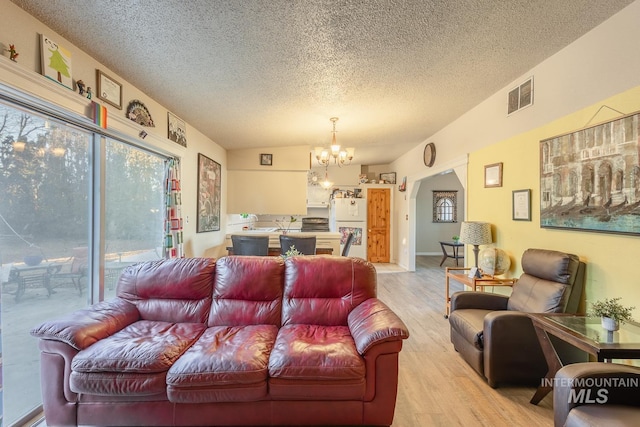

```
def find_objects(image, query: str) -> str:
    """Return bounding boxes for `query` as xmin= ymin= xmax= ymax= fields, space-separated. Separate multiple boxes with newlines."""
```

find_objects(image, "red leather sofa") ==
xmin=31 ymin=256 xmax=410 ymax=426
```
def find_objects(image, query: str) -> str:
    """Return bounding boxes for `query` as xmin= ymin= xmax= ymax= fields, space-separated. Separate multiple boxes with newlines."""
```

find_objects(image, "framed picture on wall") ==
xmin=379 ymin=172 xmax=396 ymax=184
xmin=40 ymin=34 xmax=73 ymax=90
xmin=168 ymin=111 xmax=187 ymax=147
xmin=196 ymin=153 xmax=221 ymax=232
xmin=484 ymin=162 xmax=503 ymax=188
xmin=512 ymin=189 xmax=531 ymax=221
xmin=260 ymin=153 xmax=273 ymax=166
xmin=540 ymin=110 xmax=640 ymax=235
xmin=96 ymin=69 xmax=123 ymax=109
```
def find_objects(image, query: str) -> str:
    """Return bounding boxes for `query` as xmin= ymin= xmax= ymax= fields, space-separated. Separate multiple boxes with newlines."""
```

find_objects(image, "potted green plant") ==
xmin=281 ymin=245 xmax=303 ymax=259
xmin=589 ymin=297 xmax=635 ymax=331
xmin=276 ymin=216 xmax=297 ymax=234
xmin=452 ymin=235 xmax=460 ymax=244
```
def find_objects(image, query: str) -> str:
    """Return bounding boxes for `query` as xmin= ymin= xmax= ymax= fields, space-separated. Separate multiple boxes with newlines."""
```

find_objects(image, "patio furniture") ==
xmin=50 ymin=247 xmax=88 ymax=296
xmin=5 ymin=262 xmax=62 ymax=302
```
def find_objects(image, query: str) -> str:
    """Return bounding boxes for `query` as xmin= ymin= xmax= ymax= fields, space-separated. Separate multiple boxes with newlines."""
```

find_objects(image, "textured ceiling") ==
xmin=10 ymin=0 xmax=634 ymax=165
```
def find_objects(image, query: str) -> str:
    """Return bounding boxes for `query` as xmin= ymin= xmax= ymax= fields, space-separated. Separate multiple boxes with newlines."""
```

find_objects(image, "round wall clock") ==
xmin=424 ymin=142 xmax=436 ymax=167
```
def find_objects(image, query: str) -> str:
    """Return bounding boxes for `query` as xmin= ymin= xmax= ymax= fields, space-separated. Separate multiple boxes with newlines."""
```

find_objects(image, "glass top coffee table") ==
xmin=528 ymin=313 xmax=640 ymax=405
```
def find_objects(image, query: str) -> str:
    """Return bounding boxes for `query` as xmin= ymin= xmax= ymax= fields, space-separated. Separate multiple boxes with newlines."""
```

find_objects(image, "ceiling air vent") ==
xmin=507 ymin=76 xmax=534 ymax=115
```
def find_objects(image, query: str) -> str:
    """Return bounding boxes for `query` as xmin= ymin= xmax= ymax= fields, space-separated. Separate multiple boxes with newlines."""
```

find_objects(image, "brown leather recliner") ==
xmin=448 ymin=248 xmax=586 ymax=387
xmin=554 ymin=362 xmax=640 ymax=427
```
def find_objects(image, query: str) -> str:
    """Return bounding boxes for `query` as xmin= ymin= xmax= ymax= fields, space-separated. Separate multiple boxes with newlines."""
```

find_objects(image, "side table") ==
xmin=444 ymin=267 xmax=516 ymax=318
xmin=529 ymin=313 xmax=640 ymax=405
xmin=439 ymin=241 xmax=464 ymax=266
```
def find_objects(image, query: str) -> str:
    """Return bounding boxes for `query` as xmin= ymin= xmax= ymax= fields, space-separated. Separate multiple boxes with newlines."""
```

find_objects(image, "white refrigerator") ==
xmin=330 ymin=198 xmax=367 ymax=259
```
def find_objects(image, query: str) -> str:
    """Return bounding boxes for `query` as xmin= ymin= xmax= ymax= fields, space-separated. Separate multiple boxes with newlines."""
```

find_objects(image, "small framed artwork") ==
xmin=484 ymin=162 xmax=503 ymax=188
xmin=512 ymin=189 xmax=531 ymax=221
xmin=398 ymin=176 xmax=407 ymax=192
xmin=168 ymin=111 xmax=187 ymax=147
xmin=379 ymin=172 xmax=396 ymax=184
xmin=197 ymin=153 xmax=221 ymax=233
xmin=96 ymin=69 xmax=122 ymax=109
xmin=40 ymin=34 xmax=73 ymax=90
xmin=260 ymin=153 xmax=273 ymax=166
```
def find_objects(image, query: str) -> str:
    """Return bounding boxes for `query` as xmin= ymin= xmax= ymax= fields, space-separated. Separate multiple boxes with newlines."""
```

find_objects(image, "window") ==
xmin=104 ymin=137 xmax=164 ymax=299
xmin=0 ymin=103 xmax=91 ymax=423
xmin=433 ymin=191 xmax=458 ymax=223
xmin=0 ymin=98 xmax=166 ymax=424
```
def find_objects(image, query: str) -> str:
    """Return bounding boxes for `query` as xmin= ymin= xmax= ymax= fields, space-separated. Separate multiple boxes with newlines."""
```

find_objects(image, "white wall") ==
xmin=416 ymin=172 xmax=465 ymax=254
xmin=0 ymin=0 xmax=227 ymax=258
xmin=391 ymin=0 xmax=640 ymax=270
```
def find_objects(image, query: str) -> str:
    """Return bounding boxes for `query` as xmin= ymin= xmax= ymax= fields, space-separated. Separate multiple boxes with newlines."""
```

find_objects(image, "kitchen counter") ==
xmin=224 ymin=231 xmax=341 ymax=255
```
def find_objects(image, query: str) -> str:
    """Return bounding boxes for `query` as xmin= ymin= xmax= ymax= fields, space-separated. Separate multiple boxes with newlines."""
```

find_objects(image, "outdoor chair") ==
xmin=50 ymin=246 xmax=88 ymax=296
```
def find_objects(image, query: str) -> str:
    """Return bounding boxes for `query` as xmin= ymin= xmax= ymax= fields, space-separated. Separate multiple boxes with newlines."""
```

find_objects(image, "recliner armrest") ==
xmin=348 ymin=298 xmax=410 ymax=354
xmin=450 ymin=291 xmax=508 ymax=312
xmin=30 ymin=298 xmax=140 ymax=350
xmin=554 ymin=362 xmax=640 ymax=427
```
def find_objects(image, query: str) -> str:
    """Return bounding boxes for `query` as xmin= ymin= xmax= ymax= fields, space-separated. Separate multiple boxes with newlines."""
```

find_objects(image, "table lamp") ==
xmin=459 ymin=221 xmax=492 ymax=278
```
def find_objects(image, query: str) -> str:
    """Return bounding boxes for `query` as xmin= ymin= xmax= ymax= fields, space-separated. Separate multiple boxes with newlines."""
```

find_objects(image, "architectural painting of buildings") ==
xmin=541 ymin=111 xmax=640 ymax=234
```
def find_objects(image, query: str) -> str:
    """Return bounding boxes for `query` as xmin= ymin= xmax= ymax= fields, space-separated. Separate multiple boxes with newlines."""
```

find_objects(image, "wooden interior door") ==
xmin=367 ymin=188 xmax=390 ymax=263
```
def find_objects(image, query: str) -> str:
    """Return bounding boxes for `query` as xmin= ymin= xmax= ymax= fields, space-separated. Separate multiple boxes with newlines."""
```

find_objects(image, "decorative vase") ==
xmin=601 ymin=316 xmax=620 ymax=332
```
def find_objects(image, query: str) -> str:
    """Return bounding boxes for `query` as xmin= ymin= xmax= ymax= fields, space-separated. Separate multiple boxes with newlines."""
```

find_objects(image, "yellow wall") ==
xmin=468 ymin=85 xmax=640 ymax=317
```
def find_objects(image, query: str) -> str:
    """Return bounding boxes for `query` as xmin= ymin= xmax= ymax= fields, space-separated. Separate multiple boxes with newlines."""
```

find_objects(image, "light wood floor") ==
xmin=380 ymin=256 xmax=553 ymax=427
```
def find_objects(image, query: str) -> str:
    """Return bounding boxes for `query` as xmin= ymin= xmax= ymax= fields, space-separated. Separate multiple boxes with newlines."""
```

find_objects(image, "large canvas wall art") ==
xmin=540 ymin=110 xmax=640 ymax=235
xmin=197 ymin=153 xmax=221 ymax=232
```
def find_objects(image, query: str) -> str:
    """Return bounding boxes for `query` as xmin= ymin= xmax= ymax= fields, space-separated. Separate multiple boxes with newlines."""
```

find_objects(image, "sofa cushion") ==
xmin=209 ymin=256 xmax=285 ymax=326
xmin=117 ymin=258 xmax=215 ymax=323
xmin=269 ymin=324 xmax=366 ymax=400
xmin=70 ymin=320 xmax=205 ymax=396
xmin=448 ymin=309 xmax=492 ymax=350
xmin=281 ymin=257 xmax=377 ymax=326
xmin=166 ymin=325 xmax=277 ymax=402
xmin=269 ymin=324 xmax=365 ymax=380
xmin=72 ymin=320 xmax=205 ymax=373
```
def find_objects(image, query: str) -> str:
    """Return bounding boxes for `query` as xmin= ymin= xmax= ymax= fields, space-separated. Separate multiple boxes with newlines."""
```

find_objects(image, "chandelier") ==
xmin=314 ymin=117 xmax=355 ymax=167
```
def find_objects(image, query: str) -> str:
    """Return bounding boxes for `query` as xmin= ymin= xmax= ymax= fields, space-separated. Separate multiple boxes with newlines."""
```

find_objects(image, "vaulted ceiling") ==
xmin=11 ymin=0 xmax=635 ymax=165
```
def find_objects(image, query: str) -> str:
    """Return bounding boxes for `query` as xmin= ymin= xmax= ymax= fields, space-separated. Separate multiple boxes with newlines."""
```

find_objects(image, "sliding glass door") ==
xmin=0 ymin=99 xmax=165 ymax=425
xmin=104 ymin=138 xmax=164 ymax=299
xmin=0 ymin=102 xmax=91 ymax=423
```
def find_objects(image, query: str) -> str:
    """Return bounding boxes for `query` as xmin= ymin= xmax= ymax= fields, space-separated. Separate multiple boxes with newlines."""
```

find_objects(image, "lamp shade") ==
xmin=459 ymin=221 xmax=492 ymax=245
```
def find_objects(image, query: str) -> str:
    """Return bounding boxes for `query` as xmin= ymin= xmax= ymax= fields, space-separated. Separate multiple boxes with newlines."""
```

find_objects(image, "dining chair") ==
xmin=341 ymin=232 xmax=355 ymax=256
xmin=231 ymin=235 xmax=269 ymax=256
xmin=279 ymin=235 xmax=316 ymax=255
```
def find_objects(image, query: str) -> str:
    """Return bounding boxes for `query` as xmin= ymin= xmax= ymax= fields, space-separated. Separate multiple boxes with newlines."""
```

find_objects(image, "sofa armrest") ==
xmin=450 ymin=291 xmax=509 ymax=312
xmin=554 ymin=362 xmax=640 ymax=427
xmin=348 ymin=298 xmax=410 ymax=354
xmin=30 ymin=298 xmax=140 ymax=350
